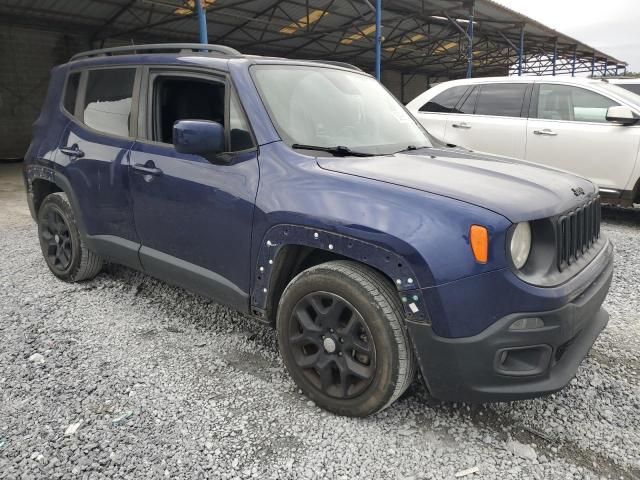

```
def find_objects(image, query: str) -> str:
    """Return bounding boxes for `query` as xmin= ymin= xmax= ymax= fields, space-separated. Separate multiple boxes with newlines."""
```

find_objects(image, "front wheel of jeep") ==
xmin=276 ymin=260 xmax=415 ymax=417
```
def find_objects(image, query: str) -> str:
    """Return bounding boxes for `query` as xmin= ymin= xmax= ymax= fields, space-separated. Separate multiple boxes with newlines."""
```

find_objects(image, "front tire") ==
xmin=37 ymin=192 xmax=103 ymax=282
xmin=277 ymin=261 xmax=415 ymax=416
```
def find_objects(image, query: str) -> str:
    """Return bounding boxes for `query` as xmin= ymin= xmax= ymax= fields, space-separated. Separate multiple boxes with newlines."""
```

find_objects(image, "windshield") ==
xmin=251 ymin=65 xmax=432 ymax=155
xmin=615 ymin=83 xmax=640 ymax=96
xmin=597 ymin=81 xmax=640 ymax=108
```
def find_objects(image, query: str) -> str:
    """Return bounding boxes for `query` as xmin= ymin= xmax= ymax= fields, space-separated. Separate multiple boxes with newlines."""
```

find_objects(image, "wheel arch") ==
xmin=30 ymin=178 xmax=63 ymax=218
xmin=251 ymin=225 xmax=431 ymax=326
xmin=25 ymin=166 xmax=87 ymax=236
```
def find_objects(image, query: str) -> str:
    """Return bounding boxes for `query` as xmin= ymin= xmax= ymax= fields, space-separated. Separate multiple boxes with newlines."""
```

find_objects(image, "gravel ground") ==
xmin=1 ymin=162 xmax=639 ymax=480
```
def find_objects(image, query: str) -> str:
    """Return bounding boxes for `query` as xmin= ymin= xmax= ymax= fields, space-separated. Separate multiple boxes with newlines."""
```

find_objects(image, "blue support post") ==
xmin=591 ymin=52 xmax=595 ymax=77
xmin=518 ymin=26 xmax=524 ymax=76
xmin=571 ymin=46 xmax=576 ymax=77
xmin=604 ymin=58 xmax=608 ymax=77
xmin=466 ymin=2 xmax=475 ymax=78
xmin=552 ymin=38 xmax=557 ymax=76
xmin=375 ymin=0 xmax=382 ymax=80
xmin=195 ymin=0 xmax=208 ymax=44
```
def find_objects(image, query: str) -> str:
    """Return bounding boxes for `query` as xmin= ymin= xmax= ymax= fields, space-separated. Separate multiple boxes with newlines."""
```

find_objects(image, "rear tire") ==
xmin=37 ymin=192 xmax=103 ymax=282
xmin=277 ymin=260 xmax=415 ymax=417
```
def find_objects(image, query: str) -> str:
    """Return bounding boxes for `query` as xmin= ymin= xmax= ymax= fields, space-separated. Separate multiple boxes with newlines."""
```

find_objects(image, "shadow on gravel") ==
xmin=402 ymin=382 xmax=640 ymax=480
xmin=459 ymin=402 xmax=638 ymax=480
xmin=100 ymin=263 xmax=277 ymax=349
xmin=602 ymin=206 xmax=640 ymax=227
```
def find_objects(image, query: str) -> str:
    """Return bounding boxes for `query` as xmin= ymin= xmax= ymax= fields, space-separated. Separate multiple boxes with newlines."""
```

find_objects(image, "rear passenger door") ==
xmin=444 ymin=83 xmax=530 ymax=158
xmin=128 ymin=68 xmax=259 ymax=311
xmin=525 ymin=83 xmax=640 ymax=192
xmin=56 ymin=67 xmax=141 ymax=269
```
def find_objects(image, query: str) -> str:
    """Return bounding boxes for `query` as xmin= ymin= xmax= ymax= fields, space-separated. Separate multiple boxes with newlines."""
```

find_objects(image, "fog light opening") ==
xmin=509 ymin=317 xmax=544 ymax=331
xmin=494 ymin=345 xmax=552 ymax=376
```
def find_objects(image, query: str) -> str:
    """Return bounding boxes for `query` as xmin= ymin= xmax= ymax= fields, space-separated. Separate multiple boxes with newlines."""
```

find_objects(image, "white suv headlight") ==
xmin=510 ymin=222 xmax=531 ymax=269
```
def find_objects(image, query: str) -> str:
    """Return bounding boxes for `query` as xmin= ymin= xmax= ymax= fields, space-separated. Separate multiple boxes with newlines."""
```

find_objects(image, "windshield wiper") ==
xmin=394 ymin=145 xmax=430 ymax=154
xmin=291 ymin=144 xmax=371 ymax=157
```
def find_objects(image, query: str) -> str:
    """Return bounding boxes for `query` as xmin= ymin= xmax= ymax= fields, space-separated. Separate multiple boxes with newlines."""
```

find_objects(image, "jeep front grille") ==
xmin=557 ymin=196 xmax=601 ymax=271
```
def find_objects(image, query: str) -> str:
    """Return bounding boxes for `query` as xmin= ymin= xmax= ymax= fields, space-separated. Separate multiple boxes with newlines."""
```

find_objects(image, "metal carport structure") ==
xmin=0 ymin=0 xmax=628 ymax=158
xmin=0 ymin=0 xmax=626 ymax=80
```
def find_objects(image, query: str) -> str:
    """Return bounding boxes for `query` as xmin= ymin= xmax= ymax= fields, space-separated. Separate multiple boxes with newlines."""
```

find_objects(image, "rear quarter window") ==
xmin=82 ymin=68 xmax=136 ymax=137
xmin=419 ymin=85 xmax=469 ymax=113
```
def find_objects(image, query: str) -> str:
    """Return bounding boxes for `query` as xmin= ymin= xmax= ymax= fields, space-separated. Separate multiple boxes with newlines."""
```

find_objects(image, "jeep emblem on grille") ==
xmin=572 ymin=187 xmax=585 ymax=196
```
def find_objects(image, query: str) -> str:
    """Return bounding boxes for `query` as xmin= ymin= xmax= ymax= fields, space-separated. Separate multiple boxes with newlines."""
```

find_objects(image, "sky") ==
xmin=491 ymin=0 xmax=640 ymax=72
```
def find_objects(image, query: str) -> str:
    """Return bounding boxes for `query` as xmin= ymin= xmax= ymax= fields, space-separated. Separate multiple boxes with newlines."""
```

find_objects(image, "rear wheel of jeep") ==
xmin=277 ymin=260 xmax=415 ymax=417
xmin=37 ymin=192 xmax=103 ymax=282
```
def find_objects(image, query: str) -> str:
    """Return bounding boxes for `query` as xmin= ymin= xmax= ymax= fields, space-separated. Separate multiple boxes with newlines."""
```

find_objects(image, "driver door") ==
xmin=525 ymin=83 xmax=640 ymax=192
xmin=128 ymin=68 xmax=259 ymax=311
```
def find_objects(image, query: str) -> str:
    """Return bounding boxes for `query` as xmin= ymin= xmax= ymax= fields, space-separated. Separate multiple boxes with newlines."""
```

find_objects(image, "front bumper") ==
xmin=408 ymin=240 xmax=613 ymax=403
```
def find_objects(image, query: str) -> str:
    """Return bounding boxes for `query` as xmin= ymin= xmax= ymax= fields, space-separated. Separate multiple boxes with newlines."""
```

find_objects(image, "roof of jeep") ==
xmin=66 ymin=43 xmax=363 ymax=74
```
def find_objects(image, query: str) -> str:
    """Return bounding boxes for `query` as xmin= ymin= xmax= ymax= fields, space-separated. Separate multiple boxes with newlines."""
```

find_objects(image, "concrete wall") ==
xmin=382 ymin=70 xmax=426 ymax=104
xmin=0 ymin=26 xmax=89 ymax=158
xmin=380 ymin=70 xmax=453 ymax=104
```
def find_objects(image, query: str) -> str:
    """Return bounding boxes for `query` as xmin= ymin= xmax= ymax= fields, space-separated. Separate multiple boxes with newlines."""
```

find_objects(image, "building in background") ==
xmin=0 ymin=0 xmax=625 ymax=159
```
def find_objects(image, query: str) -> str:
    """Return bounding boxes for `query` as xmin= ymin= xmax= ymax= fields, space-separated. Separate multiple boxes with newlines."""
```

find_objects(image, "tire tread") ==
xmin=281 ymin=260 xmax=416 ymax=415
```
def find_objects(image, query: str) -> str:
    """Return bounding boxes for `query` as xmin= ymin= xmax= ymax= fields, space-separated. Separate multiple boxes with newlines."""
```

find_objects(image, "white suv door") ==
xmin=411 ymin=85 xmax=470 ymax=141
xmin=525 ymin=83 xmax=640 ymax=192
xmin=443 ymin=83 xmax=530 ymax=158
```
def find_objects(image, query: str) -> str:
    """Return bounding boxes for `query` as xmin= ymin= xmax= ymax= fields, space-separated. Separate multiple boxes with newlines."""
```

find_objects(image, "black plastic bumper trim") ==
xmin=407 ymin=255 xmax=613 ymax=403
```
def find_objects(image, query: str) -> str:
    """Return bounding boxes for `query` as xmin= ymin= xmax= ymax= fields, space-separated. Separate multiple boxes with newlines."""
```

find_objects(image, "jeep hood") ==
xmin=316 ymin=147 xmax=596 ymax=223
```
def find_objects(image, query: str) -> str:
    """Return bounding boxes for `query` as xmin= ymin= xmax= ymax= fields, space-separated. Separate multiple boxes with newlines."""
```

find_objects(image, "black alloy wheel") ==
xmin=288 ymin=291 xmax=376 ymax=399
xmin=277 ymin=261 xmax=416 ymax=417
xmin=40 ymin=208 xmax=73 ymax=274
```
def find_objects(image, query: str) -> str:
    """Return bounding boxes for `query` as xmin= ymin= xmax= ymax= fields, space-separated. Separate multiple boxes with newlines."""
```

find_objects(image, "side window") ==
xmin=458 ymin=86 xmax=478 ymax=115
xmin=229 ymin=88 xmax=254 ymax=152
xmin=152 ymin=76 xmax=225 ymax=144
xmin=537 ymin=84 xmax=619 ymax=123
xmin=63 ymin=72 xmax=80 ymax=116
xmin=419 ymin=85 xmax=469 ymax=113
xmin=82 ymin=69 xmax=135 ymax=137
xmin=475 ymin=83 xmax=528 ymax=117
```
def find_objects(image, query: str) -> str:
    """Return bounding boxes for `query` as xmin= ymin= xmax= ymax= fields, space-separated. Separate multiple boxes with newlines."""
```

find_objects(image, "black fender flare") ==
xmin=24 ymin=165 xmax=88 ymax=239
xmin=251 ymin=224 xmax=431 ymax=324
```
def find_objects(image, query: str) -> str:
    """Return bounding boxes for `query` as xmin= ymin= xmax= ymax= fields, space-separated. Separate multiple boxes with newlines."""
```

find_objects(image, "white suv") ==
xmin=407 ymin=77 xmax=640 ymax=207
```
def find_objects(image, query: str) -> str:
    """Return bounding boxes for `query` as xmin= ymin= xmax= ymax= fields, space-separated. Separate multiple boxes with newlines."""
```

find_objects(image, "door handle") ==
xmin=533 ymin=129 xmax=558 ymax=136
xmin=451 ymin=122 xmax=471 ymax=129
xmin=59 ymin=144 xmax=84 ymax=158
xmin=132 ymin=163 xmax=163 ymax=176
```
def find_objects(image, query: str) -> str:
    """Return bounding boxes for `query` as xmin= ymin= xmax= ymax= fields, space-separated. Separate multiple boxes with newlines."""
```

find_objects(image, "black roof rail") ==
xmin=71 ymin=43 xmax=241 ymax=61
xmin=308 ymin=60 xmax=362 ymax=72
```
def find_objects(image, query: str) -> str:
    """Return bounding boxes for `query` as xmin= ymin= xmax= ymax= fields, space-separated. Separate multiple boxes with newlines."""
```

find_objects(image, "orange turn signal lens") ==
xmin=469 ymin=225 xmax=489 ymax=264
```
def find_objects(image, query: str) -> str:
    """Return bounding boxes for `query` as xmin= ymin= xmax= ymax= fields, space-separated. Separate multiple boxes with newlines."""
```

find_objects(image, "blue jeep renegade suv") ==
xmin=24 ymin=44 xmax=614 ymax=417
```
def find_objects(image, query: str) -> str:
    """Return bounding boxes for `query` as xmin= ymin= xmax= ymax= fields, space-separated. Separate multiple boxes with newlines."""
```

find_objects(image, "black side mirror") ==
xmin=605 ymin=106 xmax=639 ymax=125
xmin=173 ymin=120 xmax=225 ymax=159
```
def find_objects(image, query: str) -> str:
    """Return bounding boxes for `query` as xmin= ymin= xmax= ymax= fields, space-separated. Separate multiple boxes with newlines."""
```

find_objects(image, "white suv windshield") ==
xmin=600 ymin=82 xmax=640 ymax=108
xmin=252 ymin=65 xmax=431 ymax=155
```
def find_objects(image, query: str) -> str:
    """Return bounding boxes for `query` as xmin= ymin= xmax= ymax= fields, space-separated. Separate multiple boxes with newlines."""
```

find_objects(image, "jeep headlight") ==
xmin=510 ymin=222 xmax=531 ymax=269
